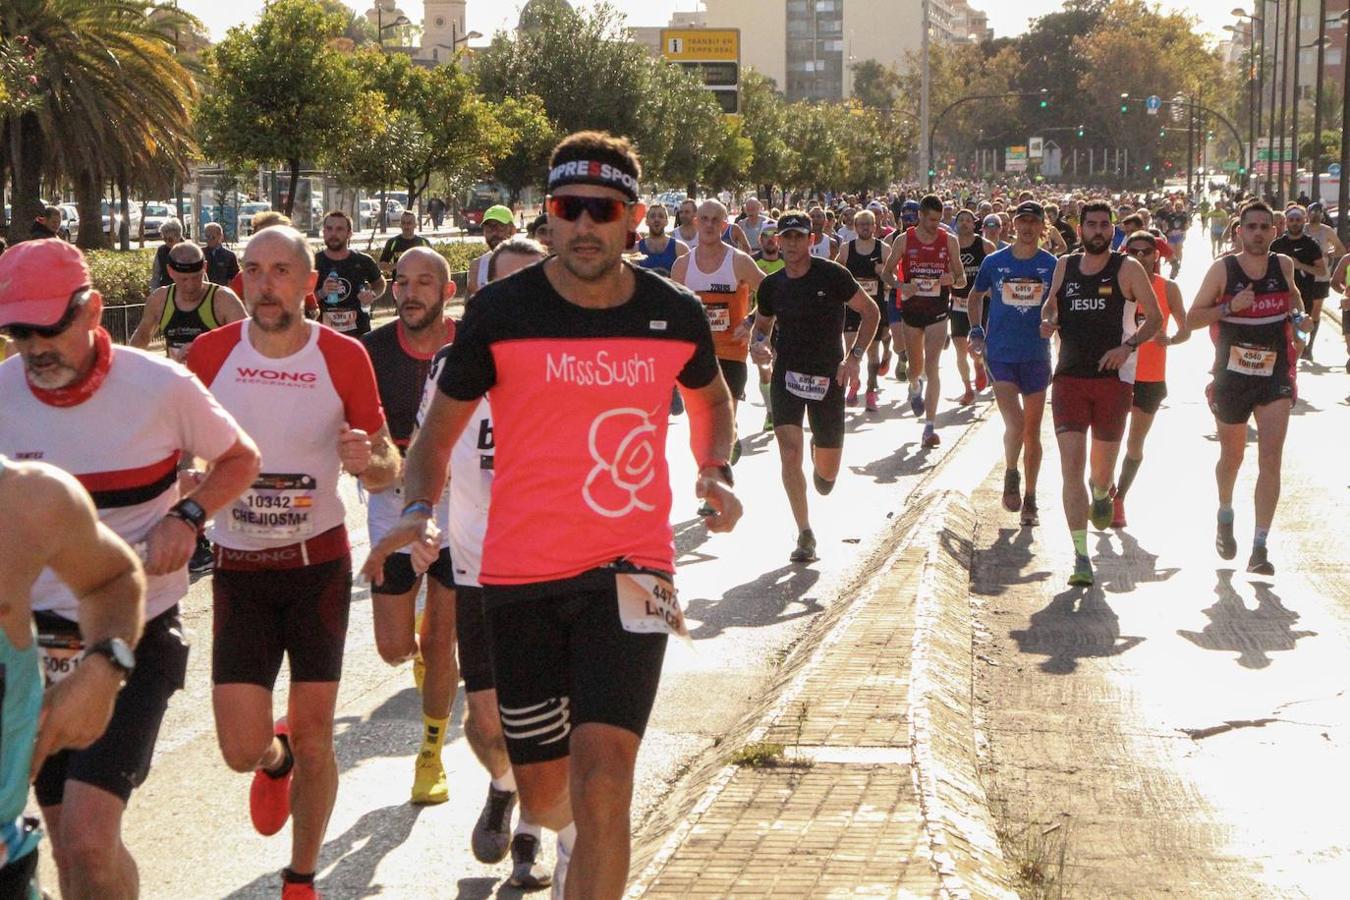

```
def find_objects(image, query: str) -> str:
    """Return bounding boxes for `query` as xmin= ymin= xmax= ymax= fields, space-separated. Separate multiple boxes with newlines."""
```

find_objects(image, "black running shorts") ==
xmin=1132 ymin=380 xmax=1168 ymax=415
xmin=949 ymin=310 xmax=972 ymax=339
xmin=0 ymin=840 xmax=38 ymax=899
xmin=372 ymin=547 xmax=454 ymax=596
xmin=212 ymin=557 xmax=352 ymax=687
xmin=34 ymin=608 xmax=188 ymax=807
xmin=717 ymin=358 xmax=748 ymax=402
xmin=484 ymin=569 xmax=668 ymax=766
xmin=455 ymin=586 xmax=495 ymax=694
xmin=770 ymin=363 xmax=846 ymax=449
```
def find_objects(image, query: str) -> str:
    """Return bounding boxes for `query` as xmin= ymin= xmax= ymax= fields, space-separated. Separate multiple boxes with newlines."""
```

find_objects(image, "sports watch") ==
xmin=86 ymin=637 xmax=136 ymax=678
xmin=167 ymin=498 xmax=207 ymax=531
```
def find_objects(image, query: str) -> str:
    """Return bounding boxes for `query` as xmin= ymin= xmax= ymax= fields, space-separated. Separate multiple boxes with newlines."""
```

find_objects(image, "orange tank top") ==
xmin=1135 ymin=274 xmax=1171 ymax=383
xmin=681 ymin=246 xmax=751 ymax=362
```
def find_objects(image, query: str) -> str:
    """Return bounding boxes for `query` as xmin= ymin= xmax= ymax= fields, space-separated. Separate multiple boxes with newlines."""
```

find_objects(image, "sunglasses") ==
xmin=1125 ymin=245 xmax=1156 ymax=256
xmin=1 ymin=292 xmax=88 ymax=340
xmin=546 ymin=196 xmax=631 ymax=224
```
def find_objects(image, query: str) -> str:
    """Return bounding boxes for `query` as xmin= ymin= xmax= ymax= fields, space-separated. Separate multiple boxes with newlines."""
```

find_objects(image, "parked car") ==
xmin=59 ymin=204 xmax=79 ymax=241
xmin=139 ymin=202 xmax=177 ymax=240
xmin=237 ymin=202 xmax=272 ymax=237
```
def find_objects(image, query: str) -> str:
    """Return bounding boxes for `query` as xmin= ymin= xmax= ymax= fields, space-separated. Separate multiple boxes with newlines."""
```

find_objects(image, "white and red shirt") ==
xmin=0 ymin=348 xmax=242 ymax=619
xmin=187 ymin=319 xmax=385 ymax=551
xmin=436 ymin=264 xmax=719 ymax=589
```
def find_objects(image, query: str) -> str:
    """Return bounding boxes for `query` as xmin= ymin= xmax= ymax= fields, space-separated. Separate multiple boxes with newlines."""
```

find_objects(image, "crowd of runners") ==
xmin=0 ymin=127 xmax=1343 ymax=899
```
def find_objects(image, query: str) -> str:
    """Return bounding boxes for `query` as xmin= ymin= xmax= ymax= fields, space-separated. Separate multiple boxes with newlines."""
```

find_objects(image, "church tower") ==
xmin=420 ymin=0 xmax=468 ymax=62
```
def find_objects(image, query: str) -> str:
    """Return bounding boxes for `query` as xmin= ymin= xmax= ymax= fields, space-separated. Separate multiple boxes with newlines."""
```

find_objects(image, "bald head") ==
xmin=169 ymin=241 xmax=204 ymax=265
xmin=395 ymin=245 xmax=451 ymax=284
xmin=245 ymin=226 xmax=313 ymax=271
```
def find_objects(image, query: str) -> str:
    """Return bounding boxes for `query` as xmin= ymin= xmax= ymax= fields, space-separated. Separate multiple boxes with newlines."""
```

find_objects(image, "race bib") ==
xmin=616 ymin=572 xmax=692 ymax=648
xmin=951 ymin=294 xmax=969 ymax=313
xmin=785 ymin=370 xmax=830 ymax=401
xmin=324 ymin=309 xmax=358 ymax=332
xmin=167 ymin=342 xmax=191 ymax=363
xmin=857 ymin=277 xmax=880 ymax=299
xmin=914 ymin=277 xmax=941 ymax=297
xmin=1001 ymin=279 xmax=1043 ymax=309
xmin=38 ymin=631 xmax=83 ymax=687
xmin=706 ymin=304 xmax=731 ymax=332
xmin=229 ymin=473 xmax=317 ymax=539
xmin=1227 ymin=343 xmax=1276 ymax=377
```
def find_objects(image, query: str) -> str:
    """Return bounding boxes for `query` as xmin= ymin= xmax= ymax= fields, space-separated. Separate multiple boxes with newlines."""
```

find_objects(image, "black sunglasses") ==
xmin=1 ymin=292 xmax=88 ymax=340
xmin=1125 ymin=245 xmax=1156 ymax=256
xmin=546 ymin=196 xmax=631 ymax=224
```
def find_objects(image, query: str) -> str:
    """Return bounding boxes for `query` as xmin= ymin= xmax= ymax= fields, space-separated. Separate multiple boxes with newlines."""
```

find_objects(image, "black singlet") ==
xmin=843 ymin=239 xmax=885 ymax=302
xmin=1054 ymin=252 xmax=1136 ymax=381
xmin=952 ymin=236 xmax=988 ymax=300
xmin=1213 ymin=254 xmax=1296 ymax=390
xmin=160 ymin=283 xmax=220 ymax=360
xmin=361 ymin=319 xmax=450 ymax=452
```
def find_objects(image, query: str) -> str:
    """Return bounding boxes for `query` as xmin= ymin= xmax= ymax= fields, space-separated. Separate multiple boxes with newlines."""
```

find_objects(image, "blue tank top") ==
xmin=0 ymin=625 xmax=41 ymax=867
xmin=637 ymin=237 xmax=679 ymax=275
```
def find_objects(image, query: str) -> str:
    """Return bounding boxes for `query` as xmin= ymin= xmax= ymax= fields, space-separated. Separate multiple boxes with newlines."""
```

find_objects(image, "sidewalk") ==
xmin=627 ymin=491 xmax=1014 ymax=898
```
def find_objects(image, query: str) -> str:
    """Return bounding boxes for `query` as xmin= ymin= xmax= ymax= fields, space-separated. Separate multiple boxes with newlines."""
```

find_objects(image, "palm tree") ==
xmin=3 ymin=0 xmax=199 ymax=247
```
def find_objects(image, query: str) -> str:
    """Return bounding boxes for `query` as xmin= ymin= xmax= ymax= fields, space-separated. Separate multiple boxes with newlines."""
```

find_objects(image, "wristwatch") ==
xmin=699 ymin=461 xmax=734 ymax=488
xmin=1124 ymin=336 xmax=1140 ymax=350
xmin=849 ymin=345 xmax=866 ymax=360
xmin=86 ymin=637 xmax=136 ymax=678
xmin=167 ymin=498 xmax=207 ymax=532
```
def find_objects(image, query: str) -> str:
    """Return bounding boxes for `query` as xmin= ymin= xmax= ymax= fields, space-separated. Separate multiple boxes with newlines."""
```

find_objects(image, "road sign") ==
xmin=1222 ymin=160 xmax=1239 ymax=171
xmin=1006 ymin=146 xmax=1028 ymax=173
xmin=662 ymin=28 xmax=740 ymax=113
xmin=1028 ymin=136 xmax=1044 ymax=160
xmin=1330 ymin=163 xmax=1342 ymax=177
xmin=1146 ymin=95 xmax=1161 ymax=115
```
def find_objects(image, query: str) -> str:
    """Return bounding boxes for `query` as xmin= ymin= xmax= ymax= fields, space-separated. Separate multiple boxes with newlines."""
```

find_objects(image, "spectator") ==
xmin=427 ymin=195 xmax=446 ymax=229
xmin=202 ymin=222 xmax=240 ymax=286
xmin=29 ymin=206 xmax=62 ymax=241
xmin=149 ymin=218 xmax=184 ymax=290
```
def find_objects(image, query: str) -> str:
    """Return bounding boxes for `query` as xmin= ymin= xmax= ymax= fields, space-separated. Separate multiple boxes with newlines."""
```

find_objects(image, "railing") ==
xmin=102 ymin=303 xmax=147 ymax=345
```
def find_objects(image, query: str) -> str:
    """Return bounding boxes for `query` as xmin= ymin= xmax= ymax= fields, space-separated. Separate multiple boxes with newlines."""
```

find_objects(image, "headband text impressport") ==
xmin=547 ymin=159 xmax=640 ymax=202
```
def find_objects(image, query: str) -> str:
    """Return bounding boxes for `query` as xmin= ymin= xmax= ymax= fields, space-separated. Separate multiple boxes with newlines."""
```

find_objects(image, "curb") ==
xmin=627 ymin=488 xmax=1014 ymax=896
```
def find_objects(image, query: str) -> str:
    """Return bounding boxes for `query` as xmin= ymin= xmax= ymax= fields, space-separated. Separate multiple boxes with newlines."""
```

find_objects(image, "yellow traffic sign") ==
xmin=661 ymin=28 xmax=739 ymax=62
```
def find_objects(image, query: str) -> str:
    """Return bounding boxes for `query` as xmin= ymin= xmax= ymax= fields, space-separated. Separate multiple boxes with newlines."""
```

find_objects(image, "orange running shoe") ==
xmin=250 ymin=719 xmax=292 ymax=837
xmin=282 ymin=878 xmax=319 ymax=899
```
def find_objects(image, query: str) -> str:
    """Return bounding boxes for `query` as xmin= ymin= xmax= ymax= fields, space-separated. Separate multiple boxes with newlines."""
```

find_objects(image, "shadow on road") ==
xmin=684 ymin=564 xmax=822 ymax=640
xmin=972 ymin=527 xmax=1051 ymax=597
xmin=1177 ymin=569 xmax=1317 ymax=669
xmin=333 ymin=687 xmax=469 ymax=775
xmin=1092 ymin=530 xmax=1180 ymax=595
xmin=1010 ymin=587 xmax=1146 ymax=674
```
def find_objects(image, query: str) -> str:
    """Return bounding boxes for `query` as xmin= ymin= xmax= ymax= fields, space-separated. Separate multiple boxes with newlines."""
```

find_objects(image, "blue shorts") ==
xmin=987 ymin=358 xmax=1051 ymax=395
xmin=885 ymin=293 xmax=903 ymax=325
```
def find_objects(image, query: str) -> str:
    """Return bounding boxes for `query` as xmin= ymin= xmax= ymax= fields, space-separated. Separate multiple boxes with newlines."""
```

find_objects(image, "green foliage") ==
xmin=87 ymin=250 xmax=157 ymax=307
xmin=490 ymin=95 xmax=560 ymax=204
xmin=850 ymin=59 xmax=903 ymax=109
xmin=430 ymin=240 xmax=485 ymax=275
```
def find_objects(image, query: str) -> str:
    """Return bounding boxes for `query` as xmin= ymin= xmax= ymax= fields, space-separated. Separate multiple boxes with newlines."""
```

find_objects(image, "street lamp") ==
xmin=376 ymin=9 xmax=411 ymax=51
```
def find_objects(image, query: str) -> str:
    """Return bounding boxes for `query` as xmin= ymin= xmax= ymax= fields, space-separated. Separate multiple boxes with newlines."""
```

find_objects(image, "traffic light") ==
xmin=1238 ymin=165 xmax=1247 ymax=175
xmin=1144 ymin=163 xmax=1152 ymax=172
xmin=928 ymin=168 xmax=936 ymax=178
xmin=1076 ymin=125 xmax=1085 ymax=138
xmin=1159 ymin=127 xmax=1166 ymax=138
xmin=1039 ymin=89 xmax=1048 ymax=109
xmin=1121 ymin=102 xmax=1129 ymax=113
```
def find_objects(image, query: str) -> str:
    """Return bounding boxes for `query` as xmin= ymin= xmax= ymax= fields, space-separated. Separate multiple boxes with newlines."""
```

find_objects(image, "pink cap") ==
xmin=0 ymin=239 xmax=92 ymax=327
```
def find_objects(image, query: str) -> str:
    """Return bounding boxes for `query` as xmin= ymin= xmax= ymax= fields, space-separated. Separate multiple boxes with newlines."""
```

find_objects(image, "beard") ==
xmin=1082 ymin=234 xmax=1111 ymax=254
xmin=324 ymin=236 xmax=346 ymax=252
xmin=250 ymin=295 xmax=296 ymax=332
xmin=25 ymin=352 xmax=79 ymax=389
xmin=399 ymin=301 xmax=443 ymax=331
xmin=560 ymin=240 xmax=619 ymax=282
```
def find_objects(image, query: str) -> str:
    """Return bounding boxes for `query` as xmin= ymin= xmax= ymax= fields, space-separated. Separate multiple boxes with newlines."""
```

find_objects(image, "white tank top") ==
xmin=1310 ymin=223 xmax=1336 ymax=283
xmin=475 ymin=253 xmax=490 ymax=291
xmin=679 ymin=244 xmax=737 ymax=293
xmin=809 ymin=233 xmax=833 ymax=258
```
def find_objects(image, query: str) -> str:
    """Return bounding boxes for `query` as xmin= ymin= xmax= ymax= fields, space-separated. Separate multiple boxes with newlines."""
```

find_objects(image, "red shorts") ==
xmin=1051 ymin=375 xmax=1132 ymax=442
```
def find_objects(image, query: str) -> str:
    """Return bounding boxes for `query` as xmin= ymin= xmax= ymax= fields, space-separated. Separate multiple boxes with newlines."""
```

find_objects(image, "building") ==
xmin=418 ymin=0 xmax=471 ymax=62
xmin=1297 ymin=0 xmax=1347 ymax=101
xmin=701 ymin=0 xmax=990 ymax=103
xmin=631 ymin=10 xmax=708 ymax=56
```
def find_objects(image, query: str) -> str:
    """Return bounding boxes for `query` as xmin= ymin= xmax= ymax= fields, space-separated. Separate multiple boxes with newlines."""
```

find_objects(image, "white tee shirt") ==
xmin=186 ymin=319 xmax=385 ymax=551
xmin=0 ymin=348 xmax=241 ymax=618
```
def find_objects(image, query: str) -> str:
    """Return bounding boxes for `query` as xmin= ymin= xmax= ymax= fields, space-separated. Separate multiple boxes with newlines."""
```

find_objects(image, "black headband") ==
xmin=547 ymin=159 xmax=640 ymax=202
xmin=167 ymin=257 xmax=205 ymax=273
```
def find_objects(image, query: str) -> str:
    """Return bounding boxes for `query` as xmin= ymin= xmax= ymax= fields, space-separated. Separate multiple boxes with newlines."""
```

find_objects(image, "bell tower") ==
xmin=421 ymin=0 xmax=468 ymax=62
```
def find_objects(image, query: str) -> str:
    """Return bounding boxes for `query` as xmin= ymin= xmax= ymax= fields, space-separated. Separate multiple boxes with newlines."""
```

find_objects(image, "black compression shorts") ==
xmin=372 ymin=547 xmax=454 ymax=596
xmin=770 ymin=364 xmax=846 ymax=449
xmin=1132 ymin=380 xmax=1167 ymax=415
xmin=717 ymin=358 xmax=748 ymax=401
xmin=455 ymin=586 xmax=495 ymax=694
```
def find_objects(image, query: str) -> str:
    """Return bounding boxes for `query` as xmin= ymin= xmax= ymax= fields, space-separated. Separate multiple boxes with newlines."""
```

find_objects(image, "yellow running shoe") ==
xmin=411 ymin=750 xmax=448 ymax=805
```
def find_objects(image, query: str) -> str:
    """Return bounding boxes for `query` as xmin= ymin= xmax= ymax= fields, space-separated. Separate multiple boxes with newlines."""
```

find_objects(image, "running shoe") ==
xmin=509 ymin=833 xmax=553 ymax=889
xmin=908 ymin=389 xmax=924 ymax=417
xmin=846 ymin=384 xmax=859 ymax=406
xmin=975 ymin=365 xmax=988 ymax=393
xmin=250 ymin=720 xmax=292 ymax=837
xmin=865 ymin=390 xmax=879 ymax=412
xmin=790 ymin=529 xmax=817 ymax=563
xmin=959 ymin=385 xmax=975 ymax=406
xmin=1001 ymin=470 xmax=1022 ymax=513
xmin=921 ymin=424 xmax=940 ymax=448
xmin=812 ymin=471 xmax=835 ymax=495
xmin=550 ymin=835 xmax=571 ymax=900
xmin=1069 ymin=554 xmax=1094 ymax=586
xmin=1019 ymin=496 xmax=1039 ymax=527
xmin=762 ymin=412 xmax=774 ymax=432
xmin=1247 ymin=546 xmax=1275 ymax=576
xmin=878 ymin=346 xmax=892 ymax=377
xmin=1111 ymin=494 xmax=1127 ymax=528
xmin=411 ymin=750 xmax=448 ymax=805
xmin=1215 ymin=521 xmax=1237 ymax=560
xmin=282 ymin=880 xmax=320 ymax=900
xmin=895 ymin=355 xmax=908 ymax=382
xmin=697 ymin=501 xmax=716 ymax=518
xmin=472 ymin=785 xmax=517 ymax=864
xmin=1089 ymin=493 xmax=1113 ymax=531
xmin=189 ymin=538 xmax=214 ymax=574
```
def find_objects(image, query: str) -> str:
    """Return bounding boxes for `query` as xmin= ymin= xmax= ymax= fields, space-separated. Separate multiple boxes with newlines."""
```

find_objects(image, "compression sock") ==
xmin=491 ymin=769 xmax=517 ymax=793
xmin=283 ymin=869 xmax=314 ymax=885
xmin=1072 ymin=529 xmax=1088 ymax=558
xmin=264 ymin=733 xmax=293 ymax=779
xmin=1116 ymin=455 xmax=1142 ymax=500
xmin=1254 ymin=527 xmax=1269 ymax=549
xmin=1218 ymin=506 xmax=1235 ymax=526
xmin=557 ymin=822 xmax=577 ymax=857
xmin=421 ymin=714 xmax=448 ymax=757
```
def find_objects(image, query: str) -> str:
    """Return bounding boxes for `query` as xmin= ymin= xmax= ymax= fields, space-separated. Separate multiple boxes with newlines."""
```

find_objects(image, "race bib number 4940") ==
xmin=616 ymin=573 xmax=692 ymax=647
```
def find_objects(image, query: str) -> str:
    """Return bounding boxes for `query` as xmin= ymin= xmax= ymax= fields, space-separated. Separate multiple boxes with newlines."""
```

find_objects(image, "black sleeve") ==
xmin=224 ymin=250 xmax=240 ymax=282
xmin=675 ymin=298 xmax=720 ymax=390
xmin=756 ymin=274 xmax=778 ymax=318
xmin=360 ymin=252 xmax=383 ymax=285
xmin=436 ymin=299 xmax=497 ymax=401
xmin=379 ymin=238 xmax=397 ymax=263
xmin=828 ymin=260 xmax=862 ymax=304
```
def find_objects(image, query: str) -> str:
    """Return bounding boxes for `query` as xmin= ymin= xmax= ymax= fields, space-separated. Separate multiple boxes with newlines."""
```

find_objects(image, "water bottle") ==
xmin=358 ymin=282 xmax=372 ymax=318
xmin=325 ymin=269 xmax=340 ymax=306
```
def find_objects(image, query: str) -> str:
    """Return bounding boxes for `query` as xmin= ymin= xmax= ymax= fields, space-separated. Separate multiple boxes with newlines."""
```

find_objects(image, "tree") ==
xmin=3 ymin=0 xmax=198 ymax=246
xmin=491 ymin=95 xmax=558 ymax=206
xmin=197 ymin=0 xmax=363 ymax=216
xmin=850 ymin=59 xmax=903 ymax=110
xmin=700 ymin=116 xmax=755 ymax=194
xmin=739 ymin=70 xmax=791 ymax=203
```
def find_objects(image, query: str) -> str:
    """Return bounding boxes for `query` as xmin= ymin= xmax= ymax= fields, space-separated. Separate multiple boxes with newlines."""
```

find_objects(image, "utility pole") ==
xmin=1311 ymin=0 xmax=1328 ymax=200
xmin=1339 ymin=6 xmax=1350 ymax=243
xmin=920 ymin=0 xmax=931 ymax=187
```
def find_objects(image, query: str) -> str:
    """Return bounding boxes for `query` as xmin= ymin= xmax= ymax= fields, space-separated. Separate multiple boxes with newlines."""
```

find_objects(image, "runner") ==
xmin=1158 ymin=197 xmax=1189 ymax=278
xmin=1270 ymin=205 xmax=1328 ymax=362
xmin=635 ymin=204 xmax=688 ymax=275
xmin=186 ymin=226 xmax=399 ymax=899
xmin=377 ymin=210 xmax=432 ymax=280
xmin=1049 ymin=203 xmax=1080 ymax=255
xmin=807 ymin=206 xmax=838 ymax=260
xmin=737 ymin=197 xmax=772 ymax=247
xmin=130 ymin=241 xmax=246 ymax=362
xmin=1304 ymin=202 xmax=1345 ymax=359
xmin=0 ymin=457 xmax=147 ymax=900
xmin=364 ymin=131 xmax=741 ymax=897
xmin=835 ymin=208 xmax=887 ymax=411
xmin=966 ymin=202 xmax=1059 ymax=528
xmin=1110 ymin=230 xmax=1190 ymax=528
xmin=1041 ymin=201 xmax=1161 ymax=585
xmin=409 ymin=236 xmax=554 ymax=887
xmin=1207 ymin=201 xmax=1231 ymax=258
xmin=0 ymin=238 xmax=258 ymax=900
xmin=752 ymin=223 xmax=785 ymax=430
xmin=1187 ymin=200 xmax=1310 ymax=576
xmin=1332 ymin=253 xmax=1350 ymax=373
xmin=315 ymin=210 xmax=384 ymax=337
xmin=983 ymin=213 xmax=1008 ymax=250
xmin=670 ymin=199 xmax=765 ymax=464
xmin=949 ymin=209 xmax=996 ymax=404
xmin=673 ymin=198 xmax=699 ymax=245
xmin=468 ymin=205 xmax=516 ymax=297
xmin=751 ymin=211 xmax=878 ymax=562
xmin=882 ymin=194 xmax=965 ymax=448
xmin=360 ymin=247 xmax=457 ymax=806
